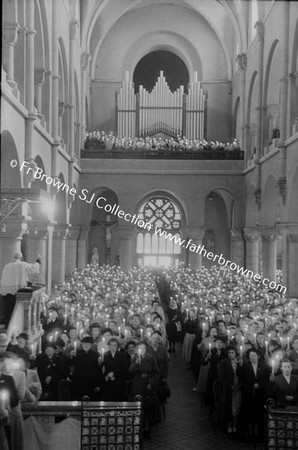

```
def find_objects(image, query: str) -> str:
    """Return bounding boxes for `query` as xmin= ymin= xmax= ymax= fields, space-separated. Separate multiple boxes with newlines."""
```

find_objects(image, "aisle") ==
xmin=143 ymin=344 xmax=259 ymax=450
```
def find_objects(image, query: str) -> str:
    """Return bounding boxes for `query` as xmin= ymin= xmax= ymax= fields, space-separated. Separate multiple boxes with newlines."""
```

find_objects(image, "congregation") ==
xmin=1 ymin=262 xmax=298 ymax=448
xmin=84 ymin=131 xmax=241 ymax=153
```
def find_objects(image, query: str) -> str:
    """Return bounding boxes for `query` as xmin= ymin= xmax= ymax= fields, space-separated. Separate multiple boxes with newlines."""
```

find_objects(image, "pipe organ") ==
xmin=116 ymin=71 xmax=206 ymax=139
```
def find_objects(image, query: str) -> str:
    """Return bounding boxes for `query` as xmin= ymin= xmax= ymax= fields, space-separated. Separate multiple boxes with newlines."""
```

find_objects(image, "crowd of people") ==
xmin=1 ymin=261 xmax=298 ymax=448
xmin=84 ymin=131 xmax=241 ymax=153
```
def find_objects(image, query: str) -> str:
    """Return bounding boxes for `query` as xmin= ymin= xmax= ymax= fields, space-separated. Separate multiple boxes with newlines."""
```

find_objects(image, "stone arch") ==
xmin=289 ymin=19 xmax=298 ymax=133
xmin=87 ymin=187 xmax=119 ymax=264
xmin=204 ymin=190 xmax=231 ymax=266
xmin=1 ymin=131 xmax=22 ymax=189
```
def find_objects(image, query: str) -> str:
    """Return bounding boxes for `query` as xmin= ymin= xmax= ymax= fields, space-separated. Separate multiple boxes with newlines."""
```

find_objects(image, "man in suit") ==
xmin=268 ymin=358 xmax=298 ymax=407
xmin=240 ymin=349 xmax=270 ymax=440
xmin=34 ymin=343 xmax=64 ymax=400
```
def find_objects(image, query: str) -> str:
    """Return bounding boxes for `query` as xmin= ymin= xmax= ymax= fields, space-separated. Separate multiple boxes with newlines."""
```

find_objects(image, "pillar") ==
xmin=80 ymin=52 xmax=91 ymax=160
xmin=262 ymin=230 xmax=277 ymax=282
xmin=118 ymin=227 xmax=134 ymax=271
xmin=43 ymin=71 xmax=52 ymax=134
xmin=77 ymin=226 xmax=89 ymax=270
xmin=278 ymin=0 xmax=290 ymax=203
xmin=34 ymin=68 xmax=46 ymax=124
xmin=25 ymin=0 xmax=36 ymax=161
xmin=51 ymin=0 xmax=59 ymax=178
xmin=52 ymin=225 xmax=68 ymax=284
xmin=287 ymin=232 xmax=298 ymax=297
xmin=230 ymin=229 xmax=245 ymax=267
xmin=243 ymin=228 xmax=260 ymax=274
xmin=187 ymin=228 xmax=205 ymax=271
xmin=2 ymin=22 xmax=20 ymax=94
xmin=65 ymin=226 xmax=80 ymax=278
xmin=235 ymin=54 xmax=247 ymax=151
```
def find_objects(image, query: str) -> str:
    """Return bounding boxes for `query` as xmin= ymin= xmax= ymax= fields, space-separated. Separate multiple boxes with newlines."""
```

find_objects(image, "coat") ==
xmin=102 ymin=350 xmax=126 ymax=401
xmin=218 ymin=358 xmax=241 ymax=421
xmin=268 ymin=374 xmax=298 ymax=407
xmin=240 ymin=361 xmax=270 ymax=423
xmin=71 ymin=349 xmax=102 ymax=400
xmin=147 ymin=345 xmax=169 ymax=380
xmin=35 ymin=353 xmax=63 ymax=400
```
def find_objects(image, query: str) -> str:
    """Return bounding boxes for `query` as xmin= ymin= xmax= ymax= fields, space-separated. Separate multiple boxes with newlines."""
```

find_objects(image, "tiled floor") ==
xmin=143 ymin=345 xmax=263 ymax=450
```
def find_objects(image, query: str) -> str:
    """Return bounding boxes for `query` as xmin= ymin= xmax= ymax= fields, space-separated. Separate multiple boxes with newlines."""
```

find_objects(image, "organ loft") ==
xmin=0 ymin=1 xmax=298 ymax=449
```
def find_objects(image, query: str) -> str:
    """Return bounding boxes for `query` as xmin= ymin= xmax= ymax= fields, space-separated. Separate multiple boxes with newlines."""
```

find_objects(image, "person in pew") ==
xmin=34 ymin=343 xmax=64 ymax=400
xmin=288 ymin=336 xmax=298 ymax=374
xmin=18 ymin=357 xmax=42 ymax=403
xmin=0 ymin=353 xmax=19 ymax=450
xmin=0 ymin=253 xmax=41 ymax=328
xmin=267 ymin=358 xmax=298 ymax=407
xmin=101 ymin=337 xmax=126 ymax=401
xmin=42 ymin=305 xmax=64 ymax=341
xmin=70 ymin=336 xmax=102 ymax=401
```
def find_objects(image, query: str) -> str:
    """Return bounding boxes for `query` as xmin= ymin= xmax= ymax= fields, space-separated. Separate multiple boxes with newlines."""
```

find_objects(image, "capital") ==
xmin=2 ymin=22 xmax=20 ymax=45
xmin=262 ymin=229 xmax=278 ymax=242
xmin=69 ymin=20 xmax=79 ymax=40
xmin=235 ymin=54 xmax=247 ymax=71
xmin=81 ymin=52 xmax=91 ymax=71
xmin=243 ymin=228 xmax=260 ymax=242
xmin=34 ymin=68 xmax=46 ymax=86
xmin=254 ymin=21 xmax=265 ymax=40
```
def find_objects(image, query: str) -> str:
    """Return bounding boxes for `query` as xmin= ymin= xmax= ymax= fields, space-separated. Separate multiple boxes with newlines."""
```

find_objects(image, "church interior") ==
xmin=1 ymin=1 xmax=298 ymax=449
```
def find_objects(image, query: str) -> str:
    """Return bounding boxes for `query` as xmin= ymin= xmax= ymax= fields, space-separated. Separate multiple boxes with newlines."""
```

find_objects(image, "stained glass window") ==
xmin=136 ymin=196 xmax=181 ymax=267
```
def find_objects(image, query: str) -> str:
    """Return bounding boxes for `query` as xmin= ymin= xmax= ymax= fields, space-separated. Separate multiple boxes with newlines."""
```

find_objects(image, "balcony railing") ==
xmin=81 ymin=147 xmax=244 ymax=160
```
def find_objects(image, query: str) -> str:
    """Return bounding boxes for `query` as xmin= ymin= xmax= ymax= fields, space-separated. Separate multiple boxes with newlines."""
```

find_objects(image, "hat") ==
xmin=89 ymin=322 xmax=101 ymax=330
xmin=214 ymin=336 xmax=226 ymax=343
xmin=48 ymin=305 xmax=59 ymax=313
xmin=81 ymin=336 xmax=93 ymax=344
xmin=17 ymin=333 xmax=29 ymax=340
xmin=45 ymin=343 xmax=57 ymax=350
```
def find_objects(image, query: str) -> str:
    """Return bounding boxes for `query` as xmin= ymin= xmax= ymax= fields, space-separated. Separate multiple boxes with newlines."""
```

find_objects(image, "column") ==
xmin=52 ymin=225 xmax=69 ymax=284
xmin=2 ymin=22 xmax=20 ymax=94
xmin=230 ymin=229 xmax=245 ymax=268
xmin=262 ymin=230 xmax=278 ymax=282
xmin=34 ymin=68 xmax=46 ymax=125
xmin=22 ymin=222 xmax=48 ymax=285
xmin=77 ymin=226 xmax=89 ymax=270
xmin=80 ymin=52 xmax=91 ymax=158
xmin=25 ymin=0 xmax=36 ymax=162
xmin=65 ymin=226 xmax=80 ymax=278
xmin=51 ymin=0 xmax=59 ymax=178
xmin=43 ymin=71 xmax=52 ymax=134
xmin=287 ymin=233 xmax=298 ymax=297
xmin=278 ymin=0 xmax=290 ymax=203
xmin=118 ymin=227 xmax=134 ymax=271
xmin=187 ymin=228 xmax=205 ymax=271
xmin=58 ymin=102 xmax=66 ymax=143
xmin=235 ymin=54 xmax=247 ymax=151
xmin=14 ymin=25 xmax=26 ymax=104
xmin=243 ymin=228 xmax=260 ymax=274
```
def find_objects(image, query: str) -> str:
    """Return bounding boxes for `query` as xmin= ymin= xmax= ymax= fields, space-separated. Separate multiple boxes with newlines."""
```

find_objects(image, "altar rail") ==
xmin=6 ymin=285 xmax=45 ymax=351
xmin=22 ymin=401 xmax=142 ymax=450
xmin=81 ymin=148 xmax=244 ymax=160
xmin=265 ymin=404 xmax=298 ymax=450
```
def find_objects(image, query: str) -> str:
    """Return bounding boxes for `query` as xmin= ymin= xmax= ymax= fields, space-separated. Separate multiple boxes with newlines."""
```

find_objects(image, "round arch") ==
xmin=1 ymin=131 xmax=21 ymax=189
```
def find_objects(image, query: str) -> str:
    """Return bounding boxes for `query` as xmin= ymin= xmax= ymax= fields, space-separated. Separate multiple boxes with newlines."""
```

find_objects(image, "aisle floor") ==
xmin=143 ymin=345 xmax=263 ymax=450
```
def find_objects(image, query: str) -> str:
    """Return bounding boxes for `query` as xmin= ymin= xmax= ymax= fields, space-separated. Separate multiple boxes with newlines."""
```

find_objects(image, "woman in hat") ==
xmin=165 ymin=299 xmax=183 ymax=353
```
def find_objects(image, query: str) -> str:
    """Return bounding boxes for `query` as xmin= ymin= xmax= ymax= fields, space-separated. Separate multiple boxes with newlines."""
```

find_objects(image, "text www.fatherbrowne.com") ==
xmin=154 ymin=228 xmax=286 ymax=294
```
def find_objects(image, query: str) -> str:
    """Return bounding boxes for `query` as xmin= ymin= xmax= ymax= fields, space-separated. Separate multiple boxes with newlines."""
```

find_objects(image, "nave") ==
xmin=143 ymin=343 xmax=252 ymax=450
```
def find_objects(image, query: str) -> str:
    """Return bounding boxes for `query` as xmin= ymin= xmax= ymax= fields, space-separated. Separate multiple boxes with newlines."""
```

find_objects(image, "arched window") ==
xmin=136 ymin=197 xmax=181 ymax=267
